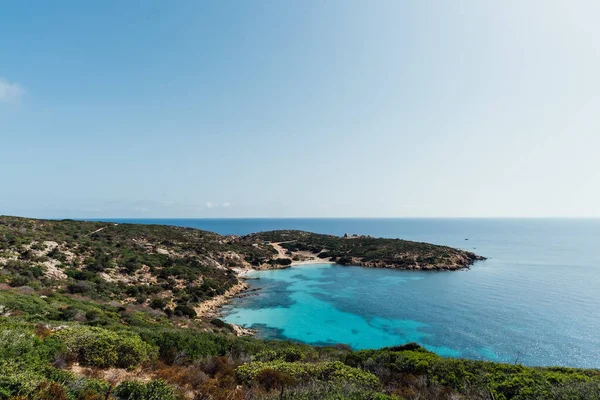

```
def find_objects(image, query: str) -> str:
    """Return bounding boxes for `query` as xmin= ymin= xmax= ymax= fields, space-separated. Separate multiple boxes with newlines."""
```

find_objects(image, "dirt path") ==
xmin=268 ymin=242 xmax=334 ymax=266
xmin=268 ymin=241 xmax=293 ymax=258
xmin=86 ymin=224 xmax=118 ymax=237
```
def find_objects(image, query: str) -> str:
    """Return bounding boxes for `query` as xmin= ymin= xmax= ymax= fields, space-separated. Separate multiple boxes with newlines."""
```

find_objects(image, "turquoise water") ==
xmin=95 ymin=218 xmax=600 ymax=368
xmin=223 ymin=264 xmax=462 ymax=358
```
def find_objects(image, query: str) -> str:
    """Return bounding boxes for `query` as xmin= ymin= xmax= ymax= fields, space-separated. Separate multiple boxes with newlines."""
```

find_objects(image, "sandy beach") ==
xmin=195 ymin=243 xmax=336 ymax=319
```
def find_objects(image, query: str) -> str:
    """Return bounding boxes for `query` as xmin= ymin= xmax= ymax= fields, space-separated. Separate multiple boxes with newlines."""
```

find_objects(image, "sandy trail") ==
xmin=268 ymin=241 xmax=293 ymax=258
xmin=268 ymin=241 xmax=334 ymax=266
xmin=86 ymin=224 xmax=118 ymax=237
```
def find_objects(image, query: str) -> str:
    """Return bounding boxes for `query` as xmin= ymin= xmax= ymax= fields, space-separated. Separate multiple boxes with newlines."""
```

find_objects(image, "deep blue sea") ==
xmin=95 ymin=218 xmax=600 ymax=368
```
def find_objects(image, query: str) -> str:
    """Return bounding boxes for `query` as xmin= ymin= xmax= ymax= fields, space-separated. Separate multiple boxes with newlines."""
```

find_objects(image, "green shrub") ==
xmin=150 ymin=298 xmax=168 ymax=310
xmin=54 ymin=326 xmax=157 ymax=368
xmin=140 ymin=329 xmax=230 ymax=363
xmin=256 ymin=368 xmax=296 ymax=398
xmin=210 ymin=318 xmax=234 ymax=332
xmin=9 ymin=275 xmax=31 ymax=287
xmin=173 ymin=305 xmax=196 ymax=318
xmin=30 ymin=380 xmax=69 ymax=400
xmin=114 ymin=380 xmax=180 ymax=400
xmin=255 ymin=348 xmax=306 ymax=363
xmin=270 ymin=258 xmax=292 ymax=266
xmin=236 ymin=361 xmax=380 ymax=389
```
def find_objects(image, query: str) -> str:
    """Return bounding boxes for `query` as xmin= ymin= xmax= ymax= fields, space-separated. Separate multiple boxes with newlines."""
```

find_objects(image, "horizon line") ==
xmin=13 ymin=215 xmax=600 ymax=220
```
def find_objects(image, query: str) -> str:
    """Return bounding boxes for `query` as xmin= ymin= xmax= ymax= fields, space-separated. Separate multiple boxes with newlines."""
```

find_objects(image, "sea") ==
xmin=94 ymin=218 xmax=600 ymax=368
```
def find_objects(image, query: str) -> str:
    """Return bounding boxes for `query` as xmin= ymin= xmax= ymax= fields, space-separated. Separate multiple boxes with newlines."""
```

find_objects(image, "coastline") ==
xmin=194 ymin=280 xmax=249 ymax=319
xmin=192 ymin=239 xmax=482 ymax=334
xmin=195 ymin=257 xmax=337 ymax=331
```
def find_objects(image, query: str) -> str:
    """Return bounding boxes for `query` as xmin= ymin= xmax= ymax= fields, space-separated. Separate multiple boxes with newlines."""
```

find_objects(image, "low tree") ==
xmin=256 ymin=368 xmax=296 ymax=400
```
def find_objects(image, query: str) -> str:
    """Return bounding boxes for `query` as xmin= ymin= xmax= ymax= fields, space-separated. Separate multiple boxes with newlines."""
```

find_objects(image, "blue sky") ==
xmin=1 ymin=1 xmax=599 ymax=218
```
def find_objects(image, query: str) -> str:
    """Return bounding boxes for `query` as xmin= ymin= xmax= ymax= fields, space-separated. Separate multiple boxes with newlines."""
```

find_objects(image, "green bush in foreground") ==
xmin=55 ymin=326 xmax=157 ymax=368
xmin=236 ymin=361 xmax=380 ymax=390
xmin=113 ymin=380 xmax=180 ymax=400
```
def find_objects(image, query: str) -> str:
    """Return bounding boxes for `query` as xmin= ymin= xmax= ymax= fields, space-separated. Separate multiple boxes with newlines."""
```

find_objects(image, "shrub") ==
xmin=256 ymin=368 xmax=296 ymax=398
xmin=255 ymin=348 xmax=306 ymax=363
xmin=0 ymin=324 xmax=55 ymax=368
xmin=114 ymin=379 xmax=180 ymax=400
xmin=236 ymin=361 xmax=380 ymax=389
xmin=58 ymin=306 xmax=82 ymax=321
xmin=9 ymin=275 xmax=30 ymax=287
xmin=54 ymin=326 xmax=157 ymax=368
xmin=150 ymin=298 xmax=168 ymax=310
xmin=270 ymin=258 xmax=292 ymax=266
xmin=210 ymin=318 xmax=234 ymax=332
xmin=67 ymin=281 xmax=96 ymax=295
xmin=31 ymin=380 xmax=69 ymax=400
xmin=143 ymin=330 xmax=227 ymax=363
xmin=174 ymin=305 xmax=197 ymax=318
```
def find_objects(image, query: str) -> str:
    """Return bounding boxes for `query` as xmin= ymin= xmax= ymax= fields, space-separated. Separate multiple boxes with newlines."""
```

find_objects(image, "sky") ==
xmin=1 ymin=1 xmax=599 ymax=218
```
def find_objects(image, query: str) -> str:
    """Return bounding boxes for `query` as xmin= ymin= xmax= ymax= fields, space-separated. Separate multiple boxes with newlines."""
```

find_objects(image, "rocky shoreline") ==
xmin=194 ymin=280 xmax=249 ymax=318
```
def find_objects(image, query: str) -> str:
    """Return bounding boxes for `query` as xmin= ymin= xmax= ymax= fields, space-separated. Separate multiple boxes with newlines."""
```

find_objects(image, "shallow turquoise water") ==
xmin=222 ymin=256 xmax=600 ymax=367
xmin=223 ymin=264 xmax=463 ymax=358
xmin=96 ymin=218 xmax=600 ymax=368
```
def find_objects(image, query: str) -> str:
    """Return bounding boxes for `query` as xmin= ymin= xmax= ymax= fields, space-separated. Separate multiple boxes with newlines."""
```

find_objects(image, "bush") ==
xmin=114 ymin=379 xmax=180 ymax=400
xmin=31 ymin=380 xmax=69 ymax=400
xmin=255 ymin=348 xmax=306 ymax=363
xmin=256 ymin=368 xmax=296 ymax=398
xmin=143 ymin=329 xmax=228 ymax=364
xmin=9 ymin=275 xmax=31 ymax=287
xmin=54 ymin=326 xmax=157 ymax=368
xmin=150 ymin=298 xmax=168 ymax=310
xmin=210 ymin=318 xmax=234 ymax=332
xmin=67 ymin=281 xmax=96 ymax=295
xmin=270 ymin=258 xmax=292 ymax=266
xmin=236 ymin=361 xmax=380 ymax=389
xmin=174 ymin=305 xmax=197 ymax=318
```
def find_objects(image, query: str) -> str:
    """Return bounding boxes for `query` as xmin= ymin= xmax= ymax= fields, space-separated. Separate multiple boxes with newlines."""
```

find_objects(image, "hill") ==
xmin=1 ymin=216 xmax=598 ymax=400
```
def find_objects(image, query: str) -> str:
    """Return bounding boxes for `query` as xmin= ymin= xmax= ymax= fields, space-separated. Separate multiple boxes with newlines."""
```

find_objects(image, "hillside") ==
xmin=0 ymin=217 xmax=483 ymax=316
xmin=1 ymin=216 xmax=599 ymax=399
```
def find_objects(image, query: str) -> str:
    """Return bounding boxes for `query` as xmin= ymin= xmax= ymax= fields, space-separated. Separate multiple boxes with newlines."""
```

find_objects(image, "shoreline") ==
xmin=196 ymin=259 xmax=337 ymax=327
xmin=194 ymin=239 xmax=482 ymax=333
xmin=194 ymin=280 xmax=249 ymax=319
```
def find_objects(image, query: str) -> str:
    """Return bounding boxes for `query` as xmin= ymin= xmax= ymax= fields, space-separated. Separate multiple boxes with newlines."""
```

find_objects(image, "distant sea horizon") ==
xmin=86 ymin=217 xmax=600 ymax=368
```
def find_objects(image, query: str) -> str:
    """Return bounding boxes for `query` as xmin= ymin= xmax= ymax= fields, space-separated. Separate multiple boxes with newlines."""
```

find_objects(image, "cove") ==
xmin=224 ymin=264 xmax=473 ymax=360
xmin=222 ymin=260 xmax=600 ymax=368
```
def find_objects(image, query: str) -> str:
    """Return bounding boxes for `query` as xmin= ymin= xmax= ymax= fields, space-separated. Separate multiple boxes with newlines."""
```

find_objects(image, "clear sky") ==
xmin=1 ymin=1 xmax=599 ymax=218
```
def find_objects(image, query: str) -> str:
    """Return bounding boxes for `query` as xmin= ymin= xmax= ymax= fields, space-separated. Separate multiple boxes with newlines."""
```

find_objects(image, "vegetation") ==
xmin=0 ymin=216 xmax=277 ymax=315
xmin=0 ymin=216 xmax=598 ymax=399
xmin=243 ymin=230 xmax=485 ymax=270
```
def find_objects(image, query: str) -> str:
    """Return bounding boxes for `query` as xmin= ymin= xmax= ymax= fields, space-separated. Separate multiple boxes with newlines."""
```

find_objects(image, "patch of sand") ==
xmin=268 ymin=241 xmax=334 ymax=266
